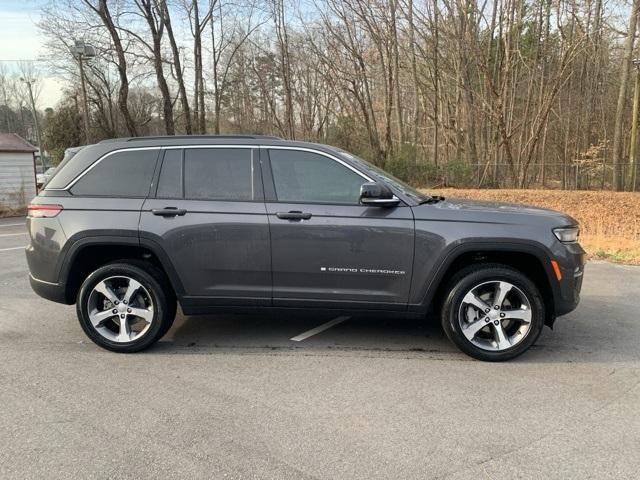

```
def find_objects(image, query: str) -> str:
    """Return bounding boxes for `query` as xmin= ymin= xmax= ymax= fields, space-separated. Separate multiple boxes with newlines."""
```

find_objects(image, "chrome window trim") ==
xmin=262 ymin=145 xmax=373 ymax=182
xmin=250 ymin=148 xmax=255 ymax=199
xmin=46 ymin=146 xmax=162 ymax=191
xmin=47 ymin=144 xmax=374 ymax=191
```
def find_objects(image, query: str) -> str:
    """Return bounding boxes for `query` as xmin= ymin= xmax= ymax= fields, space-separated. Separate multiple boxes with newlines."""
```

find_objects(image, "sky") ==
xmin=0 ymin=0 xmax=65 ymax=108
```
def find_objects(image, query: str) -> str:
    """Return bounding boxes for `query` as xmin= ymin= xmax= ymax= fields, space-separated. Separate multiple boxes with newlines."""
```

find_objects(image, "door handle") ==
xmin=276 ymin=210 xmax=312 ymax=220
xmin=152 ymin=207 xmax=187 ymax=217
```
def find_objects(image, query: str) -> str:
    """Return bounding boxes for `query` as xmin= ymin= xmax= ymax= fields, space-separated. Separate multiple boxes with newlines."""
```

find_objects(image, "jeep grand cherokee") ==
xmin=26 ymin=135 xmax=585 ymax=361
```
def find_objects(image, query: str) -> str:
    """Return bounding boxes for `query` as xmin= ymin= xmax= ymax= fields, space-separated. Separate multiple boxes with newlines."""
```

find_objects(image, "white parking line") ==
xmin=290 ymin=316 xmax=350 ymax=342
xmin=0 ymin=246 xmax=25 ymax=252
xmin=0 ymin=233 xmax=26 ymax=237
xmin=0 ymin=223 xmax=25 ymax=228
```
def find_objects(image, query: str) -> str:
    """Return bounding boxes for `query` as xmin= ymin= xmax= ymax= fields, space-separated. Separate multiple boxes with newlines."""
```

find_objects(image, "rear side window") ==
xmin=70 ymin=150 xmax=158 ymax=197
xmin=156 ymin=149 xmax=183 ymax=199
xmin=184 ymin=148 xmax=254 ymax=200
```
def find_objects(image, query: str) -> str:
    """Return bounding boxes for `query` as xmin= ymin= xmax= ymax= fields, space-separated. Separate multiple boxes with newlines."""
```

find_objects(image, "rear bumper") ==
xmin=29 ymin=274 xmax=69 ymax=304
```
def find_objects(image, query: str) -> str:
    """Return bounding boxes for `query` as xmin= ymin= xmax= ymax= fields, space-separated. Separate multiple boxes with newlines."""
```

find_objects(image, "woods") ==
xmin=11 ymin=0 xmax=640 ymax=189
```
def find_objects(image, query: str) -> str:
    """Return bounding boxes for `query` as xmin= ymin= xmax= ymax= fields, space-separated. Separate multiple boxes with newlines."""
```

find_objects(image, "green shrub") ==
xmin=443 ymin=159 xmax=475 ymax=187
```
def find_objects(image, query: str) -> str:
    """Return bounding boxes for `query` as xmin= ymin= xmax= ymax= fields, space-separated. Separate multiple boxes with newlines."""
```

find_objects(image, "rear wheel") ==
xmin=76 ymin=262 xmax=176 ymax=353
xmin=441 ymin=264 xmax=545 ymax=361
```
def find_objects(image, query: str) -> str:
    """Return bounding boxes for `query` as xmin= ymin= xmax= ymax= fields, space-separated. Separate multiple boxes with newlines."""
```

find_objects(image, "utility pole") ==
xmin=78 ymin=53 xmax=90 ymax=144
xmin=630 ymin=59 xmax=640 ymax=192
xmin=20 ymin=77 xmax=44 ymax=170
xmin=70 ymin=40 xmax=96 ymax=144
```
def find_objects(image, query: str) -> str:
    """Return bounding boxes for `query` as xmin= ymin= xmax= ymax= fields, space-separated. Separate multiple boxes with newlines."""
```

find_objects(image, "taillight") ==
xmin=27 ymin=204 xmax=63 ymax=218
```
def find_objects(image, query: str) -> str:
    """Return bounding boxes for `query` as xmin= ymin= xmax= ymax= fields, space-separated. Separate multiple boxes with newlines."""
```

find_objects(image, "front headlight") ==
xmin=553 ymin=226 xmax=580 ymax=243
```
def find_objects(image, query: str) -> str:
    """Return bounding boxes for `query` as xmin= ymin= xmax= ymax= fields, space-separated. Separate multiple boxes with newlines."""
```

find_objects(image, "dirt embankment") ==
xmin=424 ymin=189 xmax=640 ymax=264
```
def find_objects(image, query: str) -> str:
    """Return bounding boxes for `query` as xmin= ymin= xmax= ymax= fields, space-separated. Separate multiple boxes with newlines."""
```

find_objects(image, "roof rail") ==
xmin=99 ymin=134 xmax=283 ymax=143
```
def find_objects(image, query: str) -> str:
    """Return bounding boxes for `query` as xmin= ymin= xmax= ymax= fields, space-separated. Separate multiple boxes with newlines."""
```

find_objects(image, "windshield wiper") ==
xmin=420 ymin=195 xmax=445 ymax=205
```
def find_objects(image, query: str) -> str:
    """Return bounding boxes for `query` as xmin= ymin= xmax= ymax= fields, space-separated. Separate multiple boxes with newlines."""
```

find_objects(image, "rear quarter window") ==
xmin=70 ymin=150 xmax=159 ymax=197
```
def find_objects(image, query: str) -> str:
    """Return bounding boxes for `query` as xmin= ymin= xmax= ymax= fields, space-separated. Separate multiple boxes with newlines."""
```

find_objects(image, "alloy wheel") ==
xmin=86 ymin=276 xmax=154 ymax=343
xmin=457 ymin=280 xmax=533 ymax=351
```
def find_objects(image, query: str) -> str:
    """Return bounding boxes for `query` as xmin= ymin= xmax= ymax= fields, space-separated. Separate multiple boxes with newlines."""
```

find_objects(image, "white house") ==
xmin=0 ymin=133 xmax=37 ymax=211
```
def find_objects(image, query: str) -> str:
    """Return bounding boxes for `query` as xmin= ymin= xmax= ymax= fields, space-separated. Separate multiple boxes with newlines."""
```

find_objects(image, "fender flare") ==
xmin=409 ymin=239 xmax=560 ymax=314
xmin=57 ymin=234 xmax=186 ymax=301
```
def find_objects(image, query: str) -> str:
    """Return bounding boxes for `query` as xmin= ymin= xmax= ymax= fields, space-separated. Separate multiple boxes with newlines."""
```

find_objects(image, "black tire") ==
xmin=441 ymin=264 xmax=545 ymax=362
xmin=76 ymin=261 xmax=176 ymax=353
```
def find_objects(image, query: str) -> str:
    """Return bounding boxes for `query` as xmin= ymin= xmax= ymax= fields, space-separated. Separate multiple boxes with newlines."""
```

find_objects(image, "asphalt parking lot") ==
xmin=1 ymin=216 xmax=639 ymax=479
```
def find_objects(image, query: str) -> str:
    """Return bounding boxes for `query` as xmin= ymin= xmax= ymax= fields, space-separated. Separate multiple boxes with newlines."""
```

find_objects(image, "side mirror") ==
xmin=359 ymin=182 xmax=400 ymax=207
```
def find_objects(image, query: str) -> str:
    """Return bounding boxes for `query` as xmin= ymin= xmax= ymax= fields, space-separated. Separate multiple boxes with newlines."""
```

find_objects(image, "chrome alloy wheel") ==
xmin=458 ymin=280 xmax=533 ymax=351
xmin=86 ymin=276 xmax=154 ymax=343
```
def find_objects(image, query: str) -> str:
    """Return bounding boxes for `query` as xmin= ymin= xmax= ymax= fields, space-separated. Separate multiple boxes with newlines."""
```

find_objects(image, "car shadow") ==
xmin=151 ymin=310 xmax=460 ymax=358
xmin=146 ymin=289 xmax=640 ymax=364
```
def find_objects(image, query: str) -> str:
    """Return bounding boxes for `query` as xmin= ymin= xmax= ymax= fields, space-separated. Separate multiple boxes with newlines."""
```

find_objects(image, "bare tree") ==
xmin=82 ymin=0 xmax=138 ymax=136
xmin=185 ymin=0 xmax=216 ymax=133
xmin=158 ymin=0 xmax=193 ymax=134
xmin=24 ymin=0 xmax=640 ymax=190
xmin=271 ymin=0 xmax=295 ymax=138
xmin=611 ymin=0 xmax=640 ymax=191
xmin=209 ymin=1 xmax=266 ymax=133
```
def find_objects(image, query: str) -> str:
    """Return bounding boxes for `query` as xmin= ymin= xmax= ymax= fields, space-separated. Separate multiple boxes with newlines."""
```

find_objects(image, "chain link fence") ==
xmin=390 ymin=161 xmax=640 ymax=191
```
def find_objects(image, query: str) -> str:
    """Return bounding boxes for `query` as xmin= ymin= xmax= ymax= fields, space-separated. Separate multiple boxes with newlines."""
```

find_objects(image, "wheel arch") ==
xmin=412 ymin=241 xmax=560 ymax=325
xmin=59 ymin=236 xmax=185 ymax=304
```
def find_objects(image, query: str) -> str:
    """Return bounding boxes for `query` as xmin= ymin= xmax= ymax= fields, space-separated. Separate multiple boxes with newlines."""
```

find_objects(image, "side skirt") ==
xmin=179 ymin=299 xmax=422 ymax=319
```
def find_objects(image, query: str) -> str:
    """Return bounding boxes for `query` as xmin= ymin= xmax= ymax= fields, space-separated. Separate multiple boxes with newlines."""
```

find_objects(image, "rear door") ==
xmin=262 ymin=147 xmax=415 ymax=309
xmin=140 ymin=146 xmax=271 ymax=306
xmin=34 ymin=148 xmax=160 ymax=284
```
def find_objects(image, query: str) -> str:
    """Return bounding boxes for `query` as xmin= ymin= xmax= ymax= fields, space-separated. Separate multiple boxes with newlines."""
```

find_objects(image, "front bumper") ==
xmin=554 ymin=242 xmax=586 ymax=317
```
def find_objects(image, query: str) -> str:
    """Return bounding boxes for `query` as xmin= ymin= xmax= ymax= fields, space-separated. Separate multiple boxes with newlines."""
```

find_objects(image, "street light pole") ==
xmin=629 ymin=59 xmax=640 ymax=192
xmin=70 ymin=40 xmax=96 ymax=144
xmin=77 ymin=54 xmax=91 ymax=144
xmin=20 ymin=77 xmax=44 ymax=170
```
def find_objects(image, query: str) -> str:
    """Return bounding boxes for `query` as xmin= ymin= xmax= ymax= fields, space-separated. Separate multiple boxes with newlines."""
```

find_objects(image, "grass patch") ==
xmin=423 ymin=188 xmax=640 ymax=265
xmin=0 ymin=206 xmax=26 ymax=219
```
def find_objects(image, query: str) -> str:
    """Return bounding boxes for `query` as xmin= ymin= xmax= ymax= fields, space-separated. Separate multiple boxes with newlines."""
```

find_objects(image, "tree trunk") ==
xmin=273 ymin=0 xmax=295 ymax=139
xmin=612 ymin=0 xmax=640 ymax=191
xmin=159 ymin=1 xmax=192 ymax=134
xmin=390 ymin=0 xmax=404 ymax=146
xmin=88 ymin=0 xmax=137 ymax=136
xmin=137 ymin=0 xmax=174 ymax=135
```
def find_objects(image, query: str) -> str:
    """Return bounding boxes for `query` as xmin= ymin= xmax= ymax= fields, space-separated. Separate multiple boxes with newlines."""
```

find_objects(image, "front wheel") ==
xmin=441 ymin=264 xmax=545 ymax=361
xmin=76 ymin=262 xmax=176 ymax=353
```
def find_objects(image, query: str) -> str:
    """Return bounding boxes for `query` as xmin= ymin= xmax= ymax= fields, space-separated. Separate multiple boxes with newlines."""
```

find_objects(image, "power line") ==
xmin=0 ymin=59 xmax=48 ymax=62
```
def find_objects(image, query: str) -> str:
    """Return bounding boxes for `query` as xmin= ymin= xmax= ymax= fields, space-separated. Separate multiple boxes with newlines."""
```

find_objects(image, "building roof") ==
xmin=0 ymin=133 xmax=37 ymax=153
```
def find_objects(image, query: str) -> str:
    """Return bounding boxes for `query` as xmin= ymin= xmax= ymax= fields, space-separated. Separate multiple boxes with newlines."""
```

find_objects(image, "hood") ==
xmin=413 ymin=197 xmax=578 ymax=227
xmin=438 ymin=197 xmax=564 ymax=217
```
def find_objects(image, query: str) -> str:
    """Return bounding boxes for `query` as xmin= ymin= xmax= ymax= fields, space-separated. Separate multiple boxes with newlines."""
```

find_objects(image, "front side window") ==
xmin=335 ymin=148 xmax=428 ymax=203
xmin=184 ymin=148 xmax=254 ymax=201
xmin=70 ymin=150 xmax=158 ymax=197
xmin=269 ymin=149 xmax=366 ymax=204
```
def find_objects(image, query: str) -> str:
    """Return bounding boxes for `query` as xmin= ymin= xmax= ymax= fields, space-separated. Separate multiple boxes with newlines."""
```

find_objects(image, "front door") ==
xmin=263 ymin=148 xmax=415 ymax=309
xmin=140 ymin=147 xmax=271 ymax=305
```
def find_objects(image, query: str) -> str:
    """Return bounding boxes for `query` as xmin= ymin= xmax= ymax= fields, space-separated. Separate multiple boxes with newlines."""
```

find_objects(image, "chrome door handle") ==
xmin=152 ymin=207 xmax=187 ymax=217
xmin=276 ymin=211 xmax=312 ymax=220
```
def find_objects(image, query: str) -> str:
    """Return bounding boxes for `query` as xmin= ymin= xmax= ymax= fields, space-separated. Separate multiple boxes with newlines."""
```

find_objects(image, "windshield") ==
xmin=335 ymin=149 xmax=428 ymax=203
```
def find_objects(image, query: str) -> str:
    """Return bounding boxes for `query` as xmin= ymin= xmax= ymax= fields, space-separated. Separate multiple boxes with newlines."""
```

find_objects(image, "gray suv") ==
xmin=26 ymin=135 xmax=585 ymax=361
